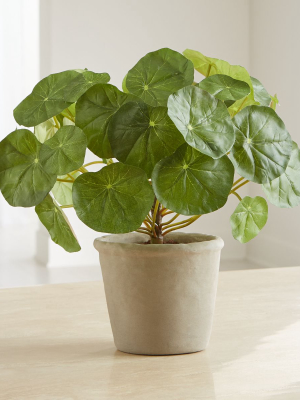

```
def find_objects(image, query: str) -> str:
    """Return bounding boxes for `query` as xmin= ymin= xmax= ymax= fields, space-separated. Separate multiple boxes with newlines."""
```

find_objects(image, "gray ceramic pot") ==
xmin=94 ymin=232 xmax=224 ymax=355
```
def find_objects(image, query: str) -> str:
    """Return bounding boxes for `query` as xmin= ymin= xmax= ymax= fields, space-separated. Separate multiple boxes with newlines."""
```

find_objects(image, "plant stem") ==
xmin=66 ymin=109 xmax=75 ymax=122
xmin=161 ymin=215 xmax=197 ymax=231
xmin=83 ymin=161 xmax=105 ymax=168
xmin=138 ymin=226 xmax=152 ymax=233
xmin=53 ymin=116 xmax=60 ymax=129
xmin=151 ymin=199 xmax=160 ymax=237
xmin=56 ymin=178 xmax=73 ymax=183
xmin=231 ymin=191 xmax=242 ymax=201
xmin=136 ymin=229 xmax=152 ymax=237
xmin=79 ymin=166 xmax=88 ymax=173
xmin=143 ymin=220 xmax=152 ymax=230
xmin=67 ymin=173 xmax=75 ymax=182
xmin=161 ymin=210 xmax=174 ymax=217
xmin=231 ymin=180 xmax=249 ymax=192
xmin=163 ymin=215 xmax=201 ymax=236
xmin=60 ymin=204 xmax=73 ymax=208
xmin=232 ymin=176 xmax=244 ymax=188
xmin=161 ymin=213 xmax=180 ymax=227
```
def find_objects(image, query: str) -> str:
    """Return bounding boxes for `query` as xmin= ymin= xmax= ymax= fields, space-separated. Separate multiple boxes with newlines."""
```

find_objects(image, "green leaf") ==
xmin=270 ymin=94 xmax=279 ymax=110
xmin=65 ymin=70 xmax=110 ymax=102
xmin=75 ymin=84 xmax=137 ymax=158
xmin=108 ymin=101 xmax=184 ymax=177
xmin=167 ymin=86 xmax=235 ymax=159
xmin=40 ymin=126 xmax=87 ymax=175
xmin=73 ymin=163 xmax=153 ymax=233
xmin=13 ymin=70 xmax=110 ymax=127
xmin=34 ymin=118 xmax=58 ymax=143
xmin=126 ymin=48 xmax=194 ymax=107
xmin=183 ymin=49 xmax=258 ymax=116
xmin=35 ymin=194 xmax=81 ymax=252
xmin=262 ymin=142 xmax=300 ymax=208
xmin=230 ymin=106 xmax=292 ymax=183
xmin=230 ymin=196 xmax=268 ymax=243
xmin=198 ymin=74 xmax=250 ymax=101
xmin=251 ymin=76 xmax=271 ymax=106
xmin=52 ymin=171 xmax=80 ymax=206
xmin=183 ymin=49 xmax=218 ymax=77
xmin=0 ymin=129 xmax=56 ymax=207
xmin=122 ymin=74 xmax=129 ymax=93
xmin=152 ymin=144 xmax=234 ymax=215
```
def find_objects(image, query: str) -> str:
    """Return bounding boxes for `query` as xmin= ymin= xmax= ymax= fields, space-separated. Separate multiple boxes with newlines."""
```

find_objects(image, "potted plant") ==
xmin=1 ymin=48 xmax=299 ymax=355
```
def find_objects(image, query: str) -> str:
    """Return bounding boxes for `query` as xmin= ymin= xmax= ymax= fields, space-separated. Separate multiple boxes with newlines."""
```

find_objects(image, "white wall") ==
xmin=248 ymin=0 xmax=300 ymax=267
xmin=38 ymin=0 xmax=251 ymax=266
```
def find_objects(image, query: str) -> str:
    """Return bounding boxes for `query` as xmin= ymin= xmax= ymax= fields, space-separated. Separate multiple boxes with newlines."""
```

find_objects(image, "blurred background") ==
xmin=0 ymin=0 xmax=299 ymax=287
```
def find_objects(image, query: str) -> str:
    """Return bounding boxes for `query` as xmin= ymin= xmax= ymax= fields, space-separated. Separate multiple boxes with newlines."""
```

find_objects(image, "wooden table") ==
xmin=1 ymin=267 xmax=300 ymax=400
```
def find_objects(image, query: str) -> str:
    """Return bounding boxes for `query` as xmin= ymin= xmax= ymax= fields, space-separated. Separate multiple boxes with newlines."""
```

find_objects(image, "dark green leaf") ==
xmin=35 ymin=194 xmax=81 ymax=252
xmin=73 ymin=163 xmax=153 ymax=233
xmin=167 ymin=86 xmax=235 ymax=159
xmin=108 ymin=101 xmax=184 ymax=177
xmin=14 ymin=70 xmax=110 ymax=127
xmin=0 ymin=129 xmax=56 ymax=207
xmin=198 ymin=74 xmax=250 ymax=101
xmin=40 ymin=126 xmax=87 ymax=175
xmin=126 ymin=48 xmax=194 ymax=107
xmin=152 ymin=144 xmax=234 ymax=215
xmin=75 ymin=84 xmax=137 ymax=158
xmin=251 ymin=76 xmax=271 ymax=106
xmin=230 ymin=106 xmax=292 ymax=183
xmin=230 ymin=196 xmax=268 ymax=243
xmin=65 ymin=70 xmax=110 ymax=102
xmin=262 ymin=142 xmax=300 ymax=208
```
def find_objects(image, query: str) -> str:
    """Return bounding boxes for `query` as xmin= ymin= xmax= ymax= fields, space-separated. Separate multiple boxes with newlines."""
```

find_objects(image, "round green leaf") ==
xmin=167 ymin=86 xmax=235 ymax=159
xmin=230 ymin=196 xmax=268 ymax=243
xmin=75 ymin=84 xmax=137 ymax=158
xmin=35 ymin=194 xmax=81 ymax=252
xmin=108 ymin=101 xmax=184 ymax=177
xmin=52 ymin=171 xmax=80 ymax=206
xmin=73 ymin=163 xmax=153 ymax=233
xmin=152 ymin=144 xmax=234 ymax=216
xmin=262 ymin=142 xmax=300 ymax=208
xmin=230 ymin=106 xmax=292 ymax=183
xmin=0 ymin=129 xmax=56 ymax=207
xmin=40 ymin=126 xmax=87 ymax=175
xmin=183 ymin=49 xmax=258 ymax=117
xmin=198 ymin=74 xmax=250 ymax=101
xmin=251 ymin=76 xmax=271 ymax=107
xmin=34 ymin=118 xmax=58 ymax=143
xmin=126 ymin=48 xmax=194 ymax=107
xmin=14 ymin=70 xmax=110 ymax=127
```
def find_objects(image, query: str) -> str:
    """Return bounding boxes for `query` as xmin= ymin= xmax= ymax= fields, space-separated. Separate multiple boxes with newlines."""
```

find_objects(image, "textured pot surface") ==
xmin=94 ymin=232 xmax=224 ymax=356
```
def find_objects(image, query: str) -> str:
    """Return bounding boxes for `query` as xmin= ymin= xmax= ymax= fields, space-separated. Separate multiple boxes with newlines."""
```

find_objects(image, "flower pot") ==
xmin=94 ymin=232 xmax=224 ymax=355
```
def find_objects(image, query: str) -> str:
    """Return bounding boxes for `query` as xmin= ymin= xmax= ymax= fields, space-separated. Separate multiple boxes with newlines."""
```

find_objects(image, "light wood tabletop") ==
xmin=1 ymin=267 xmax=300 ymax=400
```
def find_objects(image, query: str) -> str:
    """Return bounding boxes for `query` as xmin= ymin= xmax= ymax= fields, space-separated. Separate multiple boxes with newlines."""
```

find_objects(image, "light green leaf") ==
xmin=0 ymin=129 xmax=56 ymax=207
xmin=63 ymin=117 xmax=75 ymax=126
xmin=122 ymin=74 xmax=129 ymax=93
xmin=108 ymin=101 xmax=184 ymax=177
xmin=14 ymin=70 xmax=109 ymax=127
xmin=34 ymin=118 xmax=58 ymax=143
xmin=52 ymin=171 xmax=80 ymax=206
xmin=183 ymin=49 xmax=258 ymax=116
xmin=75 ymin=84 xmax=137 ymax=158
xmin=40 ymin=126 xmax=87 ymax=175
xmin=35 ymin=194 xmax=81 ymax=252
xmin=230 ymin=196 xmax=268 ymax=243
xmin=73 ymin=163 xmax=153 ymax=233
xmin=251 ymin=76 xmax=271 ymax=106
xmin=198 ymin=74 xmax=250 ymax=101
xmin=167 ymin=86 xmax=235 ymax=159
xmin=126 ymin=48 xmax=194 ymax=107
xmin=230 ymin=106 xmax=292 ymax=183
xmin=262 ymin=142 xmax=300 ymax=208
xmin=152 ymin=144 xmax=234 ymax=215
xmin=270 ymin=94 xmax=279 ymax=110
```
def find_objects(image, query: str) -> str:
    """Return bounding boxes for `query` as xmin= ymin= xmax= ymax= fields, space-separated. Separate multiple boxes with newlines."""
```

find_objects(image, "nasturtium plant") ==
xmin=0 ymin=47 xmax=298 ymax=250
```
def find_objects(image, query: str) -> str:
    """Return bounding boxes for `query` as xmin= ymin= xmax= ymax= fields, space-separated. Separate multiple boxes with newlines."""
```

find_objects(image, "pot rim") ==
xmin=94 ymin=232 xmax=224 ymax=256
